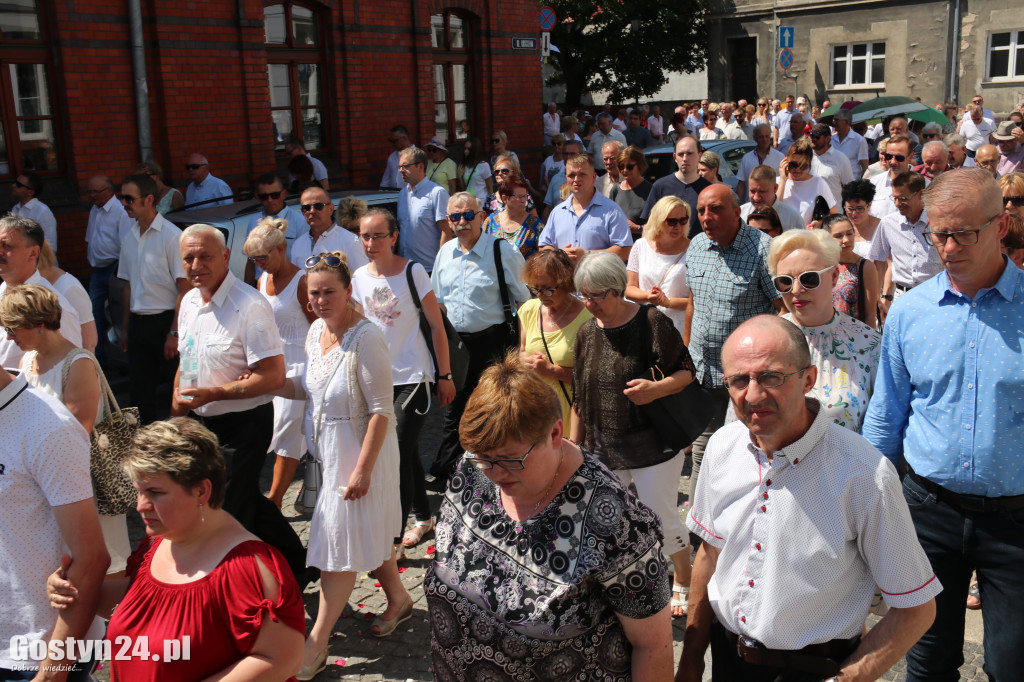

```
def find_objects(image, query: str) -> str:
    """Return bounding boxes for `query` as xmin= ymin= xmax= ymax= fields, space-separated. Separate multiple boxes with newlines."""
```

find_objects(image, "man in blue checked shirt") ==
xmin=862 ymin=167 xmax=1024 ymax=681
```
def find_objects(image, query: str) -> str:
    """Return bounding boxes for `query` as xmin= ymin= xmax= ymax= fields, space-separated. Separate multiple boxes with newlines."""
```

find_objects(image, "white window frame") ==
xmin=830 ymin=42 xmax=885 ymax=89
xmin=986 ymin=30 xmax=1024 ymax=82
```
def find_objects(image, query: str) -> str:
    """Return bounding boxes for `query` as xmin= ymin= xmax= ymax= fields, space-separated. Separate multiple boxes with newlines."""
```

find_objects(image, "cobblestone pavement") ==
xmin=98 ymin=401 xmax=987 ymax=681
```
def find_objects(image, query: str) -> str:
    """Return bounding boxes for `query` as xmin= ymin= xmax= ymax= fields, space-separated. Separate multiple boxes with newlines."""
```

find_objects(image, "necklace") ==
xmin=531 ymin=444 xmax=565 ymax=514
xmin=542 ymin=301 xmax=577 ymax=330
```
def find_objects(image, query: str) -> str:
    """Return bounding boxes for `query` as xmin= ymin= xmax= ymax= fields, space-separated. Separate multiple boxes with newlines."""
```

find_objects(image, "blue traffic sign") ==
xmin=540 ymin=6 xmax=556 ymax=31
xmin=779 ymin=48 xmax=794 ymax=70
xmin=779 ymin=26 xmax=794 ymax=49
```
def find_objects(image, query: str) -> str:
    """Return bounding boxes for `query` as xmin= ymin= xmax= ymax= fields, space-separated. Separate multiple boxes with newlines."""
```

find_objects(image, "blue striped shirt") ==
xmin=862 ymin=259 xmax=1024 ymax=497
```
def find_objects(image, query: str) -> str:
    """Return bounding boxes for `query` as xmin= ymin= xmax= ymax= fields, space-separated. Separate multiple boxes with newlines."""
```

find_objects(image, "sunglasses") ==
xmin=623 ymin=164 xmax=637 ymax=171
xmin=882 ymin=153 xmax=907 ymax=162
xmin=301 ymin=202 xmax=328 ymax=213
xmin=664 ymin=217 xmax=687 ymax=227
xmin=3 ymin=326 xmax=18 ymax=336
xmin=248 ymin=255 xmax=269 ymax=264
xmin=257 ymin=190 xmax=284 ymax=201
xmin=120 ymin=195 xmax=139 ymax=205
xmin=527 ymin=286 xmax=556 ymax=297
xmin=185 ymin=163 xmax=206 ymax=171
xmin=492 ymin=138 xmax=502 ymax=144
xmin=13 ymin=180 xmax=28 ymax=190
xmin=494 ymin=168 xmax=513 ymax=175
xmin=448 ymin=211 xmax=477 ymax=222
xmin=772 ymin=265 xmax=835 ymax=293
xmin=305 ymin=254 xmax=346 ymax=269
xmin=1005 ymin=196 xmax=1024 ymax=207
xmin=922 ymin=133 xmax=939 ymax=139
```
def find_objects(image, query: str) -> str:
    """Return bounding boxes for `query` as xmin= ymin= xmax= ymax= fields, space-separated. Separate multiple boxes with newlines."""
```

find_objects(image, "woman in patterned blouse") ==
xmin=424 ymin=353 xmax=673 ymax=681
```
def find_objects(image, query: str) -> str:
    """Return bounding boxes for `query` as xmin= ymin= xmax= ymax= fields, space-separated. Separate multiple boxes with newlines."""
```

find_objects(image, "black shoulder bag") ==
xmin=405 ymin=262 xmax=470 ymax=391
xmin=492 ymin=239 xmax=520 ymax=339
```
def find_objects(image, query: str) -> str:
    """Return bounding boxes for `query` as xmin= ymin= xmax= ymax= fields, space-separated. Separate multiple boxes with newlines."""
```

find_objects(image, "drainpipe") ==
xmin=128 ymin=0 xmax=152 ymax=162
xmin=771 ymin=0 xmax=777 ymax=100
xmin=948 ymin=0 xmax=961 ymax=104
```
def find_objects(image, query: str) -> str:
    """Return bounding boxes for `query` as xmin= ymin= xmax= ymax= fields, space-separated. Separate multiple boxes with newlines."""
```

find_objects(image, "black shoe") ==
xmin=424 ymin=474 xmax=448 ymax=493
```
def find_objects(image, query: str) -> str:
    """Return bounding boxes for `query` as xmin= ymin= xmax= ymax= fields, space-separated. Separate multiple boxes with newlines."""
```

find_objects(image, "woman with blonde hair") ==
xmin=0 ymin=284 xmax=130 ymax=577
xmin=698 ymin=150 xmax=723 ymax=184
xmin=243 ymin=217 xmax=316 ymax=509
xmin=38 ymin=240 xmax=97 ymax=352
xmin=778 ymin=137 xmax=837 ymax=225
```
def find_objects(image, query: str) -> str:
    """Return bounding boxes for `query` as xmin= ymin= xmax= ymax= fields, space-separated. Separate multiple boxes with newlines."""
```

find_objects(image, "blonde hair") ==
xmin=124 ymin=418 xmax=227 ymax=508
xmin=0 ymin=284 xmax=62 ymax=331
xmin=243 ymin=216 xmax=287 ymax=256
xmin=644 ymin=196 xmax=690 ymax=242
xmin=305 ymin=250 xmax=351 ymax=287
xmin=492 ymin=153 xmax=521 ymax=175
xmin=38 ymin=240 xmax=56 ymax=271
xmin=767 ymin=228 xmax=841 ymax=274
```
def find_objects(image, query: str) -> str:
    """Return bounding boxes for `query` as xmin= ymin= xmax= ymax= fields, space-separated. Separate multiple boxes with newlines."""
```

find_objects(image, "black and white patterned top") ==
xmin=425 ymin=449 xmax=670 ymax=681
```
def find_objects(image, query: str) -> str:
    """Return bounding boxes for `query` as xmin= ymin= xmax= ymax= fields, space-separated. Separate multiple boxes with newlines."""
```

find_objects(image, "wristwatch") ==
xmin=168 ymin=330 xmax=179 ymax=337
xmin=880 ymin=294 xmax=894 ymax=300
xmin=440 ymin=373 xmax=453 ymax=381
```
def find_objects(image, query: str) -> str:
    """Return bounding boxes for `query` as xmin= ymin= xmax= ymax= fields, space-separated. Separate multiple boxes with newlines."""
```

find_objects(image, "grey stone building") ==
xmin=706 ymin=0 xmax=1024 ymax=115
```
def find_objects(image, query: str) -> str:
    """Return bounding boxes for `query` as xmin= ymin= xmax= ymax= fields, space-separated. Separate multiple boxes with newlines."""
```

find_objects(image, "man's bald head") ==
xmin=975 ymin=144 xmax=1000 ymax=178
xmin=723 ymin=315 xmax=811 ymax=372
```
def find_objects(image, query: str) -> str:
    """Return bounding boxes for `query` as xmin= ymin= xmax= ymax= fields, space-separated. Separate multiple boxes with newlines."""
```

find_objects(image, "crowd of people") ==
xmin=1 ymin=92 xmax=1023 ymax=682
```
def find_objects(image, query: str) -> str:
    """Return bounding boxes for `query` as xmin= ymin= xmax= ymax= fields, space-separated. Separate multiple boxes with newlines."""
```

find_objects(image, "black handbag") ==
xmin=492 ymin=239 xmax=521 ymax=339
xmin=406 ymin=262 xmax=470 ymax=391
xmin=636 ymin=306 xmax=715 ymax=453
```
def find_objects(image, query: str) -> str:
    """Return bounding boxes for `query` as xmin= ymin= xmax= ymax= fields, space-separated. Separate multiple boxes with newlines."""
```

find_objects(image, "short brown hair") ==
xmin=564 ymin=152 xmax=594 ymax=172
xmin=749 ymin=164 xmax=778 ymax=184
xmin=892 ymin=171 xmax=926 ymax=194
xmin=617 ymin=145 xmax=647 ymax=174
xmin=459 ymin=351 xmax=561 ymax=453
xmin=523 ymin=249 xmax=575 ymax=292
xmin=124 ymin=417 xmax=227 ymax=508
xmin=0 ymin=284 xmax=62 ymax=331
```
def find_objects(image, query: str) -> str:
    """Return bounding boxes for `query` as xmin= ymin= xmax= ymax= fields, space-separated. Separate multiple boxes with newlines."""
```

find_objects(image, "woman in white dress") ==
xmin=297 ymin=251 xmax=411 ymax=679
xmin=38 ymin=240 xmax=97 ymax=353
xmin=0 ymin=284 xmax=131 ymax=577
xmin=243 ymin=217 xmax=316 ymax=509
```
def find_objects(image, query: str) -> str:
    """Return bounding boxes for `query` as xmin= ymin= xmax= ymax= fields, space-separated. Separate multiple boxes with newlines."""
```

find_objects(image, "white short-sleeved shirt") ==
xmin=461 ymin=161 xmax=491 ymax=199
xmin=0 ymin=272 xmax=82 ymax=370
xmin=687 ymin=400 xmax=941 ymax=648
xmin=0 ymin=375 xmax=105 ymax=670
xmin=11 ymin=198 xmax=58 ymax=256
xmin=351 ymin=262 xmax=435 ymax=385
xmin=740 ymin=200 xmax=805 ymax=232
xmin=52 ymin=273 xmax=94 ymax=325
xmin=177 ymin=272 xmax=284 ymax=417
xmin=832 ymin=130 xmax=869 ymax=168
xmin=812 ymin=148 xmax=854 ymax=209
xmin=626 ymin=238 xmax=689 ymax=334
xmin=778 ymin=175 xmax=835 ymax=224
xmin=737 ymin=148 xmax=786 ymax=188
xmin=118 ymin=213 xmax=186 ymax=314
xmin=289 ymin=223 xmax=369 ymax=272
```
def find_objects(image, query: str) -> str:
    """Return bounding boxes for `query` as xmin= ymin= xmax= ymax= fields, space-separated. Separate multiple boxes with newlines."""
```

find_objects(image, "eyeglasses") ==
xmin=492 ymin=138 xmax=502 ymax=144
xmin=301 ymin=202 xmax=328 ymax=213
xmin=398 ymin=163 xmax=418 ymax=170
xmin=504 ymin=194 xmax=529 ymax=201
xmin=922 ymin=214 xmax=1000 ymax=246
xmin=359 ymin=233 xmax=392 ymax=242
xmin=602 ymin=156 xmax=617 ymax=162
xmin=305 ymin=254 xmax=346 ymax=269
xmin=3 ymin=326 xmax=18 ymax=336
xmin=572 ymin=290 xmax=613 ymax=302
xmin=120 ymin=195 xmax=139 ymax=205
xmin=1005 ymin=196 xmax=1024 ymax=207
xmin=185 ymin=163 xmax=206 ymax=171
xmin=922 ymin=133 xmax=940 ymax=139
xmin=772 ymin=265 xmax=835 ymax=293
xmin=448 ymin=211 xmax=477 ymax=222
xmin=890 ymin=191 xmax=920 ymax=204
xmin=844 ymin=204 xmax=868 ymax=214
xmin=248 ymin=255 xmax=269 ymax=264
xmin=882 ymin=153 xmax=907 ymax=162
xmin=527 ymin=285 xmax=556 ymax=298
xmin=257 ymin=190 xmax=284 ymax=201
xmin=494 ymin=168 xmax=513 ymax=175
xmin=722 ymin=366 xmax=811 ymax=391
xmin=664 ymin=217 xmax=687 ymax=227
xmin=464 ymin=442 xmax=537 ymax=471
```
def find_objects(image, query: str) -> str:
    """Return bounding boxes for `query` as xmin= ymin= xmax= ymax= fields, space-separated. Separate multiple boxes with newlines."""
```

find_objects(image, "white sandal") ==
xmin=401 ymin=518 xmax=435 ymax=548
xmin=671 ymin=584 xmax=690 ymax=618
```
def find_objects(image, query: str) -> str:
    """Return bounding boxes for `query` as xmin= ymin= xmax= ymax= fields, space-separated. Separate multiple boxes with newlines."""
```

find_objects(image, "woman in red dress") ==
xmin=47 ymin=417 xmax=306 ymax=682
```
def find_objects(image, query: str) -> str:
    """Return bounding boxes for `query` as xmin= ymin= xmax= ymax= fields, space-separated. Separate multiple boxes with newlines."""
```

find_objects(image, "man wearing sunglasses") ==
xmin=869 ymin=134 xmax=918 ymax=219
xmin=288 ymin=185 xmax=368 ymax=273
xmin=183 ymin=153 xmax=232 ymax=208
xmin=680 ymin=315 xmax=938 ymax=682
xmin=397 ymin=146 xmax=450 ymax=273
xmin=243 ymin=173 xmax=307 ymax=286
xmin=10 ymin=171 xmax=57 ymax=259
xmin=864 ymin=167 xmax=1024 ymax=682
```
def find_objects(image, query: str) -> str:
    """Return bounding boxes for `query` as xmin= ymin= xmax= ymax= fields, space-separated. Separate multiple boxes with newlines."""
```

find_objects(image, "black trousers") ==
xmin=395 ymin=382 xmax=431 ymax=528
xmin=196 ymin=403 xmax=307 ymax=580
xmin=710 ymin=621 xmax=857 ymax=682
xmin=127 ymin=310 xmax=178 ymax=424
xmin=430 ymin=323 xmax=518 ymax=481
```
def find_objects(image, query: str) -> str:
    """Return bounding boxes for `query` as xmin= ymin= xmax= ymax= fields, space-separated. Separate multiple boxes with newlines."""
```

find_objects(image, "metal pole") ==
xmin=948 ymin=0 xmax=961 ymax=104
xmin=128 ymin=0 xmax=152 ymax=162
xmin=771 ymin=2 xmax=778 ymax=100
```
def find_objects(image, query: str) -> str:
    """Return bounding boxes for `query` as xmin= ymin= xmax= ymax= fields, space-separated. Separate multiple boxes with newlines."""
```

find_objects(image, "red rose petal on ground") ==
xmin=357 ymin=603 xmax=366 ymax=608
xmin=426 ymin=545 xmax=436 ymax=554
xmin=374 ymin=582 xmax=381 ymax=587
xmin=333 ymin=659 xmax=346 ymax=666
xmin=364 ymin=612 xmax=374 ymax=619
xmin=398 ymin=566 xmax=408 ymax=573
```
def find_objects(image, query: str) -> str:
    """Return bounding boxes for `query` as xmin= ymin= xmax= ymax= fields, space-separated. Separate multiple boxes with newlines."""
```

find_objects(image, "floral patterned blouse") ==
xmin=424 ymin=450 xmax=670 ymax=681
xmin=783 ymin=311 xmax=882 ymax=431
xmin=483 ymin=212 xmax=543 ymax=259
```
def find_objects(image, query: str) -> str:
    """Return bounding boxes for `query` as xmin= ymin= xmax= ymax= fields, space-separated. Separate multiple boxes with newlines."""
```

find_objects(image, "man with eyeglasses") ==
xmin=84 ymin=174 xmax=133 ymax=365
xmin=737 ymin=125 xmax=785 ymax=203
xmin=243 ymin=173 xmax=308 ymax=285
xmin=623 ymin=111 xmax=654 ymax=149
xmin=183 ymin=153 xmax=232 ymax=208
xmin=912 ymin=140 xmax=951 ymax=181
xmin=381 ymin=125 xmax=413 ymax=189
xmin=396 ymin=146 xmax=450 ymax=273
xmin=993 ymin=121 xmax=1024 ymax=175
xmin=289 ymin=185 xmax=368 ymax=272
xmin=641 ymin=136 xmax=711 ymax=238
xmin=974 ymin=144 xmax=1001 ymax=179
xmin=959 ymin=106 xmax=996 ymax=157
xmin=864 ymin=167 xmax=1024 ymax=681
xmin=587 ymin=113 xmax=626 ymax=172
xmin=831 ymin=109 xmax=870 ymax=175
xmin=284 ymin=136 xmax=328 ymax=190
xmin=10 ymin=171 xmax=57 ymax=258
xmin=869 ymin=134 xmax=918 ymax=219
xmin=594 ymin=140 xmax=625 ymax=198
xmin=869 ymin=171 xmax=941 ymax=321
xmin=116 ymin=173 xmax=188 ymax=424
xmin=679 ymin=315 xmax=938 ymax=682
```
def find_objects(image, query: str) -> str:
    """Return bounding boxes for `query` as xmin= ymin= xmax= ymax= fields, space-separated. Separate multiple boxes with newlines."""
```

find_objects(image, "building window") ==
xmin=0 ymin=1 xmax=61 ymax=177
xmin=831 ymin=42 xmax=885 ymax=88
xmin=432 ymin=11 xmax=472 ymax=144
xmin=264 ymin=2 xmax=326 ymax=151
xmin=987 ymin=31 xmax=1024 ymax=81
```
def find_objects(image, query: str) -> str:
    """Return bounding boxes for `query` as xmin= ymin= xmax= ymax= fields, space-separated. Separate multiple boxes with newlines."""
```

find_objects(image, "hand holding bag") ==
xmin=405 ymin=262 xmax=470 ymax=391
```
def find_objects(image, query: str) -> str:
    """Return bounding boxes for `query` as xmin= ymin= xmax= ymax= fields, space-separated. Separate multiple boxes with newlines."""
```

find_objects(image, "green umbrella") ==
xmin=821 ymin=100 xmax=860 ymax=118
xmin=905 ymin=107 xmax=951 ymax=126
xmin=850 ymin=96 xmax=944 ymax=125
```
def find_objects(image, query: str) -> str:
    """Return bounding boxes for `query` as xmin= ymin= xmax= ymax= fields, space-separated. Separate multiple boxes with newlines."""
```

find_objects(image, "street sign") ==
xmin=512 ymin=37 xmax=537 ymax=50
xmin=540 ymin=6 xmax=556 ymax=31
xmin=541 ymin=32 xmax=550 ymax=58
xmin=779 ymin=48 xmax=794 ymax=70
xmin=779 ymin=26 xmax=794 ymax=49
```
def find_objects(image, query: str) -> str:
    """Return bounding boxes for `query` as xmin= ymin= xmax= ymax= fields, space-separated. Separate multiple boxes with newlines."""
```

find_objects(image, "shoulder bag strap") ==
xmin=857 ymin=258 xmax=867 ymax=323
xmin=492 ymin=240 xmax=515 ymax=328
xmin=405 ymin=261 xmax=440 ymax=377
xmin=653 ymin=249 xmax=687 ymax=291
xmin=536 ymin=308 xmax=573 ymax=407
xmin=60 ymin=348 xmax=117 ymax=421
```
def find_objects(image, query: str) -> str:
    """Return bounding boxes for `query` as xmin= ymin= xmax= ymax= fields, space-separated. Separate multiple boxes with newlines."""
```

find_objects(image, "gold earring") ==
xmin=199 ymin=502 xmax=206 ymax=524
xmin=306 ymin=302 xmax=314 ymax=312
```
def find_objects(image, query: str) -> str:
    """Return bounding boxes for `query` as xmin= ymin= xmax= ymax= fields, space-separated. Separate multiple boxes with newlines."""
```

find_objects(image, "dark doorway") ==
xmin=728 ymin=37 xmax=758 ymax=102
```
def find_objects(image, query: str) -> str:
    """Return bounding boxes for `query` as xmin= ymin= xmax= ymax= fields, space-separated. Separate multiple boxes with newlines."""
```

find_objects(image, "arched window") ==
xmin=0 ymin=1 xmax=62 ymax=177
xmin=431 ymin=11 xmax=473 ymax=144
xmin=264 ymin=2 xmax=327 ymax=152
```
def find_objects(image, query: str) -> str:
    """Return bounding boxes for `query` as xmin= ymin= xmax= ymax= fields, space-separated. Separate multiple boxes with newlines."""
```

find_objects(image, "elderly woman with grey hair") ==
xmin=570 ymin=251 xmax=697 ymax=617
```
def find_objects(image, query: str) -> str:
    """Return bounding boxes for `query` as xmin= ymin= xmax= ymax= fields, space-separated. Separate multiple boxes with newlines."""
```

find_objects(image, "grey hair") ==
xmin=921 ymin=140 xmax=949 ymax=158
xmin=753 ymin=123 xmax=771 ymax=137
xmin=574 ymin=251 xmax=628 ymax=297
xmin=447 ymin=192 xmax=481 ymax=212
xmin=0 ymin=214 xmax=45 ymax=248
xmin=943 ymin=133 xmax=966 ymax=148
xmin=924 ymin=167 xmax=1003 ymax=220
xmin=922 ymin=122 xmax=944 ymax=134
xmin=181 ymin=223 xmax=227 ymax=250
xmin=601 ymin=139 xmax=625 ymax=154
xmin=833 ymin=109 xmax=851 ymax=122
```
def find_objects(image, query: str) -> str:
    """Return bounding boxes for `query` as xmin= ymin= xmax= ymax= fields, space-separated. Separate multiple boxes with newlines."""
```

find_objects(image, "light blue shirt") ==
xmin=185 ymin=174 xmax=233 ymax=207
xmin=430 ymin=232 xmax=529 ymax=334
xmin=862 ymin=259 xmax=1024 ymax=497
xmin=246 ymin=205 xmax=308 ymax=260
xmin=398 ymin=177 xmax=449 ymax=272
xmin=538 ymin=191 xmax=633 ymax=252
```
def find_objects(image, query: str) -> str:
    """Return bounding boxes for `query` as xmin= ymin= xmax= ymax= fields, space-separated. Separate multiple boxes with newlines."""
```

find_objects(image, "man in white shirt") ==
xmin=647 ymin=105 xmax=665 ymax=142
xmin=118 ymin=173 xmax=189 ymax=424
xmin=183 ymin=153 xmax=233 ymax=207
xmin=543 ymin=102 xmax=560 ymax=145
xmin=397 ymin=147 xmax=451 ymax=273
xmin=284 ymin=136 xmax=328 ymax=189
xmin=739 ymin=165 xmax=806 ymax=231
xmin=959 ymin=106 xmax=997 ymax=156
xmin=810 ymin=123 xmax=854 ymax=207
xmin=776 ymin=112 xmax=806 ymax=156
xmin=830 ymin=110 xmax=869 ymax=175
xmin=381 ymin=125 xmax=413 ymax=188
xmin=289 ymin=186 xmax=368 ymax=271
xmin=678 ymin=315 xmax=939 ymax=682
xmin=244 ymin=173 xmax=308 ymax=284
xmin=84 ymin=174 xmax=133 ymax=365
xmin=736 ymin=125 xmax=785 ymax=203
xmin=870 ymin=134 xmax=916 ymax=219
xmin=723 ymin=106 xmax=753 ymax=140
xmin=587 ymin=113 xmax=626 ymax=172
xmin=10 ymin=171 xmax=57 ymax=256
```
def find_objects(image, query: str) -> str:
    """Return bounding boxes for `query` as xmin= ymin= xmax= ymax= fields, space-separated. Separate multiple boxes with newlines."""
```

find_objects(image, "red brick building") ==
xmin=0 ymin=0 xmax=542 ymax=276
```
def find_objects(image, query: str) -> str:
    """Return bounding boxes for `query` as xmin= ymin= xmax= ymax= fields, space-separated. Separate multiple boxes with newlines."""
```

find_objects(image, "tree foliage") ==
xmin=546 ymin=0 xmax=708 ymax=107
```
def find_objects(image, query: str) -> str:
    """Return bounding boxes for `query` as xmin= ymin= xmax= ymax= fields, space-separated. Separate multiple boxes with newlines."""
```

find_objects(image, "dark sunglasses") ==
xmin=12 ymin=180 xmax=28 ymax=189
xmin=301 ymin=202 xmax=328 ymax=213
xmin=494 ymin=168 xmax=514 ymax=175
xmin=258 ymin=190 xmax=284 ymax=201
xmin=664 ymin=217 xmax=687 ymax=227
xmin=449 ymin=211 xmax=477 ymax=222
xmin=305 ymin=254 xmax=345 ymax=269
xmin=882 ymin=153 xmax=907 ymax=162
xmin=248 ymin=254 xmax=269 ymax=264
xmin=1005 ymin=196 xmax=1024 ymax=207
xmin=922 ymin=133 xmax=940 ymax=139
xmin=185 ymin=163 xmax=207 ymax=171
xmin=492 ymin=138 xmax=502 ymax=144
xmin=623 ymin=164 xmax=637 ymax=171
xmin=120 ymin=195 xmax=139 ymax=205
xmin=772 ymin=266 xmax=834 ymax=293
